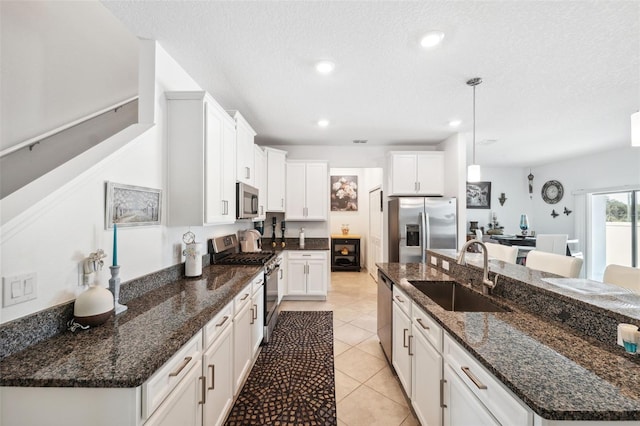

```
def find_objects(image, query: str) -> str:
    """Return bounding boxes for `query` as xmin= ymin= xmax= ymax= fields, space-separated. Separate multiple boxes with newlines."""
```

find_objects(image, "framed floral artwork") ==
xmin=330 ymin=176 xmax=358 ymax=211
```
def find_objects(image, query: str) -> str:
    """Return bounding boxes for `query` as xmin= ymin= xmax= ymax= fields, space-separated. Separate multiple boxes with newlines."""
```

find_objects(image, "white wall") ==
xmin=0 ymin=1 xmax=138 ymax=150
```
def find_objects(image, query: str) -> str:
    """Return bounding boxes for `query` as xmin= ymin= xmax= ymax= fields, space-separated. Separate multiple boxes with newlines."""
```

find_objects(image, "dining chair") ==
xmin=525 ymin=250 xmax=583 ymax=278
xmin=603 ymin=264 xmax=640 ymax=294
xmin=485 ymin=242 xmax=518 ymax=264
xmin=535 ymin=234 xmax=568 ymax=255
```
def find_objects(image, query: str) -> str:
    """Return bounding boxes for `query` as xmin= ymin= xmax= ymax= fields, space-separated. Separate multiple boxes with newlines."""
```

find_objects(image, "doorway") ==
xmin=368 ymin=186 xmax=383 ymax=281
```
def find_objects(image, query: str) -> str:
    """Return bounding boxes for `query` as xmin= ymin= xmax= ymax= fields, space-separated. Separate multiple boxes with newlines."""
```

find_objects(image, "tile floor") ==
xmin=279 ymin=270 xmax=420 ymax=426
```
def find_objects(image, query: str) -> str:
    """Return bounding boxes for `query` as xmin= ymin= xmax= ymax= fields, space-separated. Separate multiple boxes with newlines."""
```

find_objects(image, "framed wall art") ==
xmin=466 ymin=181 xmax=491 ymax=209
xmin=105 ymin=182 xmax=162 ymax=228
xmin=330 ymin=175 xmax=358 ymax=211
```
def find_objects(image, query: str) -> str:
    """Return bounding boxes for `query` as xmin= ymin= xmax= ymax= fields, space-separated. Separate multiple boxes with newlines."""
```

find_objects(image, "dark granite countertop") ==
xmin=377 ymin=257 xmax=640 ymax=421
xmin=266 ymin=237 xmax=330 ymax=251
xmin=0 ymin=264 xmax=262 ymax=388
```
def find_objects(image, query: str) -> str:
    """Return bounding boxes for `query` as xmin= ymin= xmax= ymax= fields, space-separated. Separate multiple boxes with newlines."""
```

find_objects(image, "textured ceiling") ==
xmin=101 ymin=0 xmax=640 ymax=167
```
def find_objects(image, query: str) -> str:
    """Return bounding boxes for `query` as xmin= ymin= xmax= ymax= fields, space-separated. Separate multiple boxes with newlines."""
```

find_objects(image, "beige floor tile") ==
xmin=364 ymin=367 xmax=409 ymax=407
xmin=400 ymin=412 xmax=421 ymax=426
xmin=350 ymin=314 xmax=378 ymax=333
xmin=337 ymin=384 xmax=411 ymax=426
xmin=355 ymin=335 xmax=386 ymax=360
xmin=335 ymin=370 xmax=361 ymax=402
xmin=335 ymin=346 xmax=387 ymax=383
xmin=332 ymin=307 xmax=364 ymax=323
xmin=337 ymin=419 xmax=348 ymax=426
xmin=334 ymin=339 xmax=351 ymax=357
xmin=334 ymin=322 xmax=374 ymax=346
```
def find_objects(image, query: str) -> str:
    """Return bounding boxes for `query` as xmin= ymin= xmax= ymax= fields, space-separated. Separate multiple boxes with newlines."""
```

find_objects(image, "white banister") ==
xmin=0 ymin=96 xmax=138 ymax=159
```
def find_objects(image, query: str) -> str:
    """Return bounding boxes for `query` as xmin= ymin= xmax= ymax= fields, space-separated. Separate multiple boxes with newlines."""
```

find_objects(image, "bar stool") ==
xmin=485 ymin=242 xmax=518 ymax=264
xmin=525 ymin=250 xmax=583 ymax=278
xmin=603 ymin=264 xmax=640 ymax=294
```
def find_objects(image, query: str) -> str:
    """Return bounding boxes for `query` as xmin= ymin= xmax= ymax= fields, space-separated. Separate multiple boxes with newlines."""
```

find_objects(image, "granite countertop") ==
xmin=377 ymin=259 xmax=640 ymax=421
xmin=267 ymin=237 xmax=330 ymax=251
xmin=0 ymin=264 xmax=262 ymax=388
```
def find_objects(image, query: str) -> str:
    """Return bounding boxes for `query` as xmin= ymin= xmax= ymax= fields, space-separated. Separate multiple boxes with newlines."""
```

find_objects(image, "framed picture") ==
xmin=466 ymin=181 xmax=491 ymax=209
xmin=330 ymin=175 xmax=358 ymax=211
xmin=105 ymin=182 xmax=162 ymax=228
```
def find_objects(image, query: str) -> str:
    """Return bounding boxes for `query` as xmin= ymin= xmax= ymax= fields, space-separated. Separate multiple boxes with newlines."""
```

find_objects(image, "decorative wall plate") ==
xmin=541 ymin=180 xmax=564 ymax=204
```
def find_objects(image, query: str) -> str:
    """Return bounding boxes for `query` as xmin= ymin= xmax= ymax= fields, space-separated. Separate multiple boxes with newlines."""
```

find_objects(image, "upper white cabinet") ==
xmin=265 ymin=147 xmax=287 ymax=212
xmin=166 ymin=91 xmax=236 ymax=225
xmin=253 ymin=145 xmax=267 ymax=220
xmin=388 ymin=151 xmax=445 ymax=196
xmin=229 ymin=111 xmax=256 ymax=185
xmin=285 ymin=161 xmax=328 ymax=221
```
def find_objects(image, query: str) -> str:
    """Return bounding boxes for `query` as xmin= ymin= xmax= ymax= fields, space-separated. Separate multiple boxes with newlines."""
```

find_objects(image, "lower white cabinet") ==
xmin=392 ymin=300 xmax=412 ymax=395
xmin=233 ymin=282 xmax=254 ymax=394
xmin=251 ymin=279 xmax=265 ymax=355
xmin=202 ymin=324 xmax=233 ymax=426
xmin=277 ymin=252 xmax=286 ymax=304
xmin=443 ymin=363 xmax=500 ymax=426
xmin=145 ymin=358 xmax=204 ymax=426
xmin=285 ymin=251 xmax=328 ymax=299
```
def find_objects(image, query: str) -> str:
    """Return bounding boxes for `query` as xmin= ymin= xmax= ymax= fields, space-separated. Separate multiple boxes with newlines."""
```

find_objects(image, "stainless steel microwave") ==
xmin=236 ymin=182 xmax=259 ymax=219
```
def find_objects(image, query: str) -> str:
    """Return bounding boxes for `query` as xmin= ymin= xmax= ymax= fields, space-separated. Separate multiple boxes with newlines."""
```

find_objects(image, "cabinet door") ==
xmin=304 ymin=162 xmax=328 ymax=220
xmin=443 ymin=364 xmax=499 ymax=426
xmin=254 ymin=146 xmax=267 ymax=220
xmin=221 ymin=118 xmax=237 ymax=221
xmin=235 ymin=117 xmax=255 ymax=185
xmin=145 ymin=359 xmax=203 ymax=426
xmin=266 ymin=148 xmax=286 ymax=212
xmin=204 ymin=102 xmax=224 ymax=223
xmin=390 ymin=154 xmax=418 ymax=195
xmin=277 ymin=254 xmax=286 ymax=304
xmin=306 ymin=258 xmax=328 ymax=296
xmin=416 ymin=153 xmax=444 ymax=195
xmin=286 ymin=259 xmax=308 ymax=295
xmin=233 ymin=301 xmax=252 ymax=394
xmin=392 ymin=302 xmax=412 ymax=395
xmin=285 ymin=162 xmax=307 ymax=219
xmin=251 ymin=284 xmax=265 ymax=355
xmin=412 ymin=324 xmax=442 ymax=426
xmin=203 ymin=326 xmax=233 ymax=426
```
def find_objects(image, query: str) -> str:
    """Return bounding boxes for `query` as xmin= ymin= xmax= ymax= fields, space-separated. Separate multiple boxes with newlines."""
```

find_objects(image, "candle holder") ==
xmin=109 ymin=265 xmax=128 ymax=315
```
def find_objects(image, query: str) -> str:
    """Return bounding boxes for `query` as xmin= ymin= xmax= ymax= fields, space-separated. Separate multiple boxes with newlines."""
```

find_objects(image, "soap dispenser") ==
xmin=299 ymin=227 xmax=305 ymax=249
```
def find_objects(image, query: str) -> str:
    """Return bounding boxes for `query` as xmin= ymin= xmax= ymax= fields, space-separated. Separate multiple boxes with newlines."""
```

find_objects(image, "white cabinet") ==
xmin=166 ymin=91 xmax=236 ymax=225
xmin=253 ymin=145 xmax=267 ymax=220
xmin=145 ymin=358 xmax=203 ymax=426
xmin=285 ymin=161 xmax=328 ymax=221
xmin=388 ymin=151 xmax=445 ymax=196
xmin=443 ymin=333 xmax=532 ymax=426
xmin=230 ymin=111 xmax=256 ymax=185
xmin=392 ymin=292 xmax=412 ymax=395
xmin=277 ymin=252 xmax=286 ymax=304
xmin=285 ymin=251 xmax=328 ymax=299
xmin=232 ymin=282 xmax=254 ymax=394
xmin=443 ymin=363 xmax=500 ymax=426
xmin=265 ymin=147 xmax=287 ymax=212
xmin=251 ymin=278 xmax=265 ymax=355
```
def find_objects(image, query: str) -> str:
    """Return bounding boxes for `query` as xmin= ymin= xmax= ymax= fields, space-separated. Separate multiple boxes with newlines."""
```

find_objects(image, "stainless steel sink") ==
xmin=409 ymin=280 xmax=510 ymax=312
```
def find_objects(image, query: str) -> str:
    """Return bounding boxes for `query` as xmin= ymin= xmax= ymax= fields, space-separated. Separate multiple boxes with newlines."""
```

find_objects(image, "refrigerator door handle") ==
xmin=425 ymin=213 xmax=431 ymax=251
xmin=420 ymin=211 xmax=427 ymax=263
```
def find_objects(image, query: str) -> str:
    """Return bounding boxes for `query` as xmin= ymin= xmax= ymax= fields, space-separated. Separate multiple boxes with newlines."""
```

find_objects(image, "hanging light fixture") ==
xmin=467 ymin=77 xmax=482 ymax=182
xmin=632 ymin=111 xmax=640 ymax=147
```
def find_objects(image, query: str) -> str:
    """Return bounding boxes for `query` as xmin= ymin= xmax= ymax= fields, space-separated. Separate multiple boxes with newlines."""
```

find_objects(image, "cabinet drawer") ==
xmin=393 ymin=286 xmax=411 ymax=317
xmin=234 ymin=282 xmax=253 ymax=315
xmin=203 ymin=302 xmax=233 ymax=349
xmin=444 ymin=334 xmax=532 ymax=426
xmin=287 ymin=251 xmax=327 ymax=260
xmin=411 ymin=302 xmax=442 ymax=352
xmin=251 ymin=273 xmax=264 ymax=296
xmin=142 ymin=332 xmax=203 ymax=419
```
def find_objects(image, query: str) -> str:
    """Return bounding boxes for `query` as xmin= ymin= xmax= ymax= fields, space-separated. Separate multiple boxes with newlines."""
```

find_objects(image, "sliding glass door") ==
xmin=590 ymin=190 xmax=639 ymax=280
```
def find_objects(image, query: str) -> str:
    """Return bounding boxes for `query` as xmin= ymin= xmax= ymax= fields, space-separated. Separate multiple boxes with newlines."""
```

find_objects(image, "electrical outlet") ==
xmin=430 ymin=256 xmax=438 ymax=266
xmin=442 ymin=260 xmax=450 ymax=271
xmin=3 ymin=273 xmax=37 ymax=307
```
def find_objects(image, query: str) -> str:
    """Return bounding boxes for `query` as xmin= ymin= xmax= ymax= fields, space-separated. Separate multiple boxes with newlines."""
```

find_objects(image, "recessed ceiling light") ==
xmin=317 ymin=119 xmax=330 ymax=127
xmin=353 ymin=139 xmax=368 ymax=144
xmin=448 ymin=119 xmax=462 ymax=127
xmin=420 ymin=31 xmax=445 ymax=48
xmin=315 ymin=60 xmax=335 ymax=74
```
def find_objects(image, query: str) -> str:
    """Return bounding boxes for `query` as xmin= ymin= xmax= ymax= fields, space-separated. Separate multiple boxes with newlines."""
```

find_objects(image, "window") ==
xmin=589 ymin=190 xmax=639 ymax=280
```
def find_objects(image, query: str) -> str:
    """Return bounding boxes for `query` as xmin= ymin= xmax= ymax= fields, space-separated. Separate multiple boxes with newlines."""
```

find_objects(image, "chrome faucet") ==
xmin=457 ymin=240 xmax=496 ymax=294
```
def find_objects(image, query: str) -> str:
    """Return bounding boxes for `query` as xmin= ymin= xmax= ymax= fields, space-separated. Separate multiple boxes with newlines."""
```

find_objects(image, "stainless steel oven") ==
xmin=263 ymin=257 xmax=280 ymax=343
xmin=236 ymin=182 xmax=259 ymax=219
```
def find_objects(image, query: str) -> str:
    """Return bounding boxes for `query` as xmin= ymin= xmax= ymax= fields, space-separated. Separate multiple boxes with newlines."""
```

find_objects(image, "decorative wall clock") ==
xmin=541 ymin=180 xmax=564 ymax=204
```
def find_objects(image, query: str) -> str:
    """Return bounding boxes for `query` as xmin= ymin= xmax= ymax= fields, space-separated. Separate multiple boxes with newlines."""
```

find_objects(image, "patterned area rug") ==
xmin=225 ymin=311 xmax=337 ymax=426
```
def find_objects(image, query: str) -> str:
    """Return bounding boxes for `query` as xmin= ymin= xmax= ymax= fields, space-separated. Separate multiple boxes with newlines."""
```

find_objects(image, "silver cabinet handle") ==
xmin=403 ymin=328 xmax=409 ymax=348
xmin=253 ymin=304 xmax=258 ymax=320
xmin=250 ymin=306 xmax=255 ymax=324
xmin=408 ymin=335 xmax=414 ymax=356
xmin=169 ymin=356 xmax=192 ymax=377
xmin=208 ymin=365 xmax=215 ymax=390
xmin=440 ymin=379 xmax=447 ymax=408
xmin=416 ymin=318 xmax=429 ymax=330
xmin=461 ymin=366 xmax=487 ymax=390
xmin=240 ymin=293 xmax=249 ymax=301
xmin=281 ymin=198 xmax=284 ymax=207
xmin=199 ymin=376 xmax=206 ymax=405
xmin=395 ymin=295 xmax=404 ymax=303
xmin=216 ymin=315 xmax=229 ymax=327
xmin=246 ymin=166 xmax=251 ymax=179
xmin=417 ymin=181 xmax=421 ymax=191
xmin=279 ymin=268 xmax=283 ymax=279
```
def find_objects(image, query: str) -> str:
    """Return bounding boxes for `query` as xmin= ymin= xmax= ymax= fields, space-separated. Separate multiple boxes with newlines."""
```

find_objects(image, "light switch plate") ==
xmin=3 ymin=273 xmax=37 ymax=307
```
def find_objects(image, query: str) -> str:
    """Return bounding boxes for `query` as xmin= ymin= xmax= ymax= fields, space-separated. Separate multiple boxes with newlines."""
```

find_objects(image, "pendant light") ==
xmin=467 ymin=77 xmax=482 ymax=182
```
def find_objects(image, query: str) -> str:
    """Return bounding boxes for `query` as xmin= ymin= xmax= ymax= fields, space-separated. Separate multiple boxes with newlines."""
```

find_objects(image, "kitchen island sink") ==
xmin=409 ymin=280 xmax=510 ymax=312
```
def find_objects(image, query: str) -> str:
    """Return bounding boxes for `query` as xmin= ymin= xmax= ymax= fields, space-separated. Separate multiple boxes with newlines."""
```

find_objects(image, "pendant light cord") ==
xmin=466 ymin=77 xmax=482 ymax=165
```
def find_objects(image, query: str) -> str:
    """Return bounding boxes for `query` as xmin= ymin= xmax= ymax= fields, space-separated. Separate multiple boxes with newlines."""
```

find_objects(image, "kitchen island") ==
xmin=378 ymin=249 xmax=640 ymax=424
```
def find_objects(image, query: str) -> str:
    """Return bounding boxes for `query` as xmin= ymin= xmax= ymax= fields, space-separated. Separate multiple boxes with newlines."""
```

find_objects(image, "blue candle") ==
xmin=112 ymin=223 xmax=118 ymax=266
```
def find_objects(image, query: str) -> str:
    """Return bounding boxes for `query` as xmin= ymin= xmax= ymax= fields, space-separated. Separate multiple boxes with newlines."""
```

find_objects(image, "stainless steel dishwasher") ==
xmin=377 ymin=272 xmax=392 ymax=364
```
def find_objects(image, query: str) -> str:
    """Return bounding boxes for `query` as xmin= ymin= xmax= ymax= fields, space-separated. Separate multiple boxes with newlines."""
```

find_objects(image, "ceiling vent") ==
xmin=352 ymin=139 xmax=368 ymax=144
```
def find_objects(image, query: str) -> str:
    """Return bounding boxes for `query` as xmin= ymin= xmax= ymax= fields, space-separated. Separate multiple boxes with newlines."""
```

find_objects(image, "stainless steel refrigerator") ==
xmin=388 ymin=197 xmax=457 ymax=263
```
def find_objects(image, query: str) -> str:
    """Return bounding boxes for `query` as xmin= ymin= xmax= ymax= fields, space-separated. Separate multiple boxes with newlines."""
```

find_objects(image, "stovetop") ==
xmin=214 ymin=252 xmax=276 ymax=266
xmin=209 ymin=234 xmax=277 ymax=268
